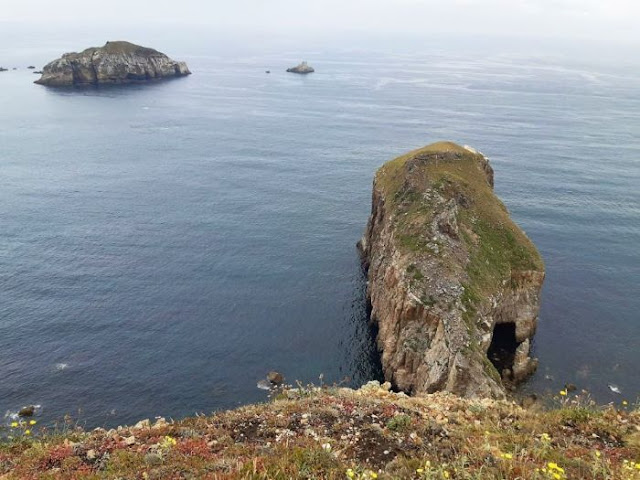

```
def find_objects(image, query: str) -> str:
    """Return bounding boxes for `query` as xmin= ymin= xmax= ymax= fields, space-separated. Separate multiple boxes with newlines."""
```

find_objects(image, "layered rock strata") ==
xmin=358 ymin=142 xmax=545 ymax=398
xmin=35 ymin=41 xmax=191 ymax=87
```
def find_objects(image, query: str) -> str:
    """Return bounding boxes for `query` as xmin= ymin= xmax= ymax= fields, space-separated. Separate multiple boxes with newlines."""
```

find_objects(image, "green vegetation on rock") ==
xmin=376 ymin=141 xmax=543 ymax=301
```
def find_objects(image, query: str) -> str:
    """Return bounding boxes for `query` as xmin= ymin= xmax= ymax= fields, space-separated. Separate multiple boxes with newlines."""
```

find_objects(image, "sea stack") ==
xmin=34 ymin=41 xmax=191 ymax=87
xmin=286 ymin=61 xmax=314 ymax=74
xmin=358 ymin=142 xmax=545 ymax=399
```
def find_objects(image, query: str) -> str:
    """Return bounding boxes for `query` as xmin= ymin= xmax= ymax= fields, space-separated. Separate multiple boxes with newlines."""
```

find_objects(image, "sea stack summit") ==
xmin=286 ymin=61 xmax=314 ymax=74
xmin=34 ymin=41 xmax=191 ymax=87
xmin=358 ymin=142 xmax=545 ymax=399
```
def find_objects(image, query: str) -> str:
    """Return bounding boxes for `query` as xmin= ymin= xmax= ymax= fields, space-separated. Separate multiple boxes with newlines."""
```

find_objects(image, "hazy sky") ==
xmin=2 ymin=0 xmax=639 ymax=44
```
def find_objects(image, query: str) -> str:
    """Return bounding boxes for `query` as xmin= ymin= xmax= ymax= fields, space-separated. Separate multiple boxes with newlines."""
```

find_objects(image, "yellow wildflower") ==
xmin=622 ymin=400 xmax=628 ymax=406
xmin=346 ymin=469 xmax=355 ymax=478
xmin=443 ymin=471 xmax=450 ymax=479
xmin=595 ymin=451 xmax=601 ymax=458
xmin=416 ymin=469 xmax=424 ymax=474
xmin=160 ymin=435 xmax=177 ymax=449
xmin=10 ymin=422 xmax=18 ymax=428
xmin=559 ymin=390 xmax=567 ymax=396
xmin=29 ymin=420 xmax=36 ymax=425
xmin=370 ymin=473 xmax=378 ymax=479
xmin=546 ymin=462 xmax=565 ymax=477
xmin=24 ymin=429 xmax=31 ymax=435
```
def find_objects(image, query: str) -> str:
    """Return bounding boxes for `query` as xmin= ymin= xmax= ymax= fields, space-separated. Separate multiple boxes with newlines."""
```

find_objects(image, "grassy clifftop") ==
xmin=375 ymin=141 xmax=543 ymax=299
xmin=71 ymin=42 xmax=163 ymax=59
xmin=1 ymin=383 xmax=638 ymax=479
xmin=99 ymin=41 xmax=163 ymax=56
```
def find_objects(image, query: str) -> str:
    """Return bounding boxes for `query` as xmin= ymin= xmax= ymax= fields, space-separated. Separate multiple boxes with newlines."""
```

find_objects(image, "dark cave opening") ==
xmin=487 ymin=322 xmax=519 ymax=377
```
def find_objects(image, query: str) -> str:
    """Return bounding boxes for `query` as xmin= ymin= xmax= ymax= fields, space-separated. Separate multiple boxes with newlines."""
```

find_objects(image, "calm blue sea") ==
xmin=1 ymin=28 xmax=639 ymax=428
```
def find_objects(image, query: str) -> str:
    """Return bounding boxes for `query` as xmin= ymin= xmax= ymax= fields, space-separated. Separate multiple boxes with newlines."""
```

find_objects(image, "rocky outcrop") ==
xmin=286 ymin=61 xmax=314 ymax=74
xmin=18 ymin=405 xmax=35 ymax=417
xmin=34 ymin=41 xmax=191 ymax=87
xmin=358 ymin=142 xmax=544 ymax=399
xmin=267 ymin=371 xmax=284 ymax=385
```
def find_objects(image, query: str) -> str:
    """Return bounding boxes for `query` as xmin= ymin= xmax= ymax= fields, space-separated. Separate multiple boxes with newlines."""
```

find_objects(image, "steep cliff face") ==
xmin=358 ymin=142 xmax=544 ymax=399
xmin=35 ymin=41 xmax=191 ymax=87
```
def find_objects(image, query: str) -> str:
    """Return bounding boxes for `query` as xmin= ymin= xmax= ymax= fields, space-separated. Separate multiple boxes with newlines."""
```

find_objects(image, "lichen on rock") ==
xmin=34 ymin=41 xmax=191 ymax=87
xmin=358 ymin=141 xmax=545 ymax=398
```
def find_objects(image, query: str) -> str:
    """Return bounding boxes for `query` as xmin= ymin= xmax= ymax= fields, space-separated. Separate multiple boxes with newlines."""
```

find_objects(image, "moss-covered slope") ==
xmin=375 ymin=141 xmax=542 ymax=297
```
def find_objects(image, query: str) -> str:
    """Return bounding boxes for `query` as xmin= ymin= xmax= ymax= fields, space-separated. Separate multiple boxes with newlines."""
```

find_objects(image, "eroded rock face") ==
xmin=358 ymin=142 xmax=545 ymax=399
xmin=35 ymin=41 xmax=191 ymax=87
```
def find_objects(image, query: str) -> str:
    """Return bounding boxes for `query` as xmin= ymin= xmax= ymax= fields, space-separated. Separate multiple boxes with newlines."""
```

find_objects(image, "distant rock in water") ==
xmin=0 ymin=67 xmax=7 ymax=72
xmin=267 ymin=371 xmax=284 ymax=385
xmin=18 ymin=405 xmax=35 ymax=417
xmin=27 ymin=66 xmax=36 ymax=69
xmin=286 ymin=61 xmax=314 ymax=74
xmin=34 ymin=41 xmax=191 ymax=87
xmin=358 ymin=142 xmax=545 ymax=399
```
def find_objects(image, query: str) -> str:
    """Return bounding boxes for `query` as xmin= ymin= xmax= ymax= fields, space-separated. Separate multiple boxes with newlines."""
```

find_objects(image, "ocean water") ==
xmin=1 ymin=30 xmax=639 ymax=428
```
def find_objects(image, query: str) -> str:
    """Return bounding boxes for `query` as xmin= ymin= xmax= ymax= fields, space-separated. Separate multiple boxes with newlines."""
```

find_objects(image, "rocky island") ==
xmin=287 ymin=61 xmax=315 ymax=74
xmin=359 ymin=142 xmax=545 ymax=399
xmin=34 ymin=41 xmax=191 ymax=87
xmin=0 ymin=67 xmax=7 ymax=72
